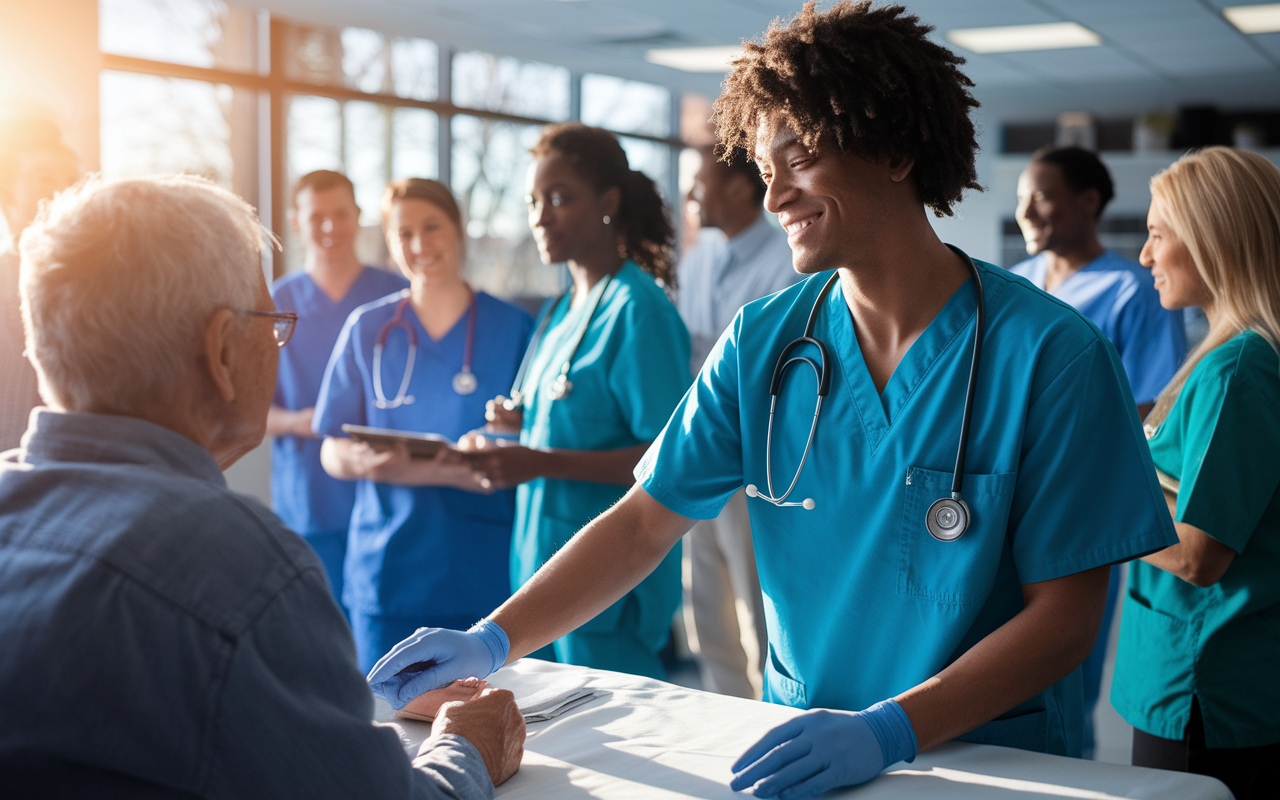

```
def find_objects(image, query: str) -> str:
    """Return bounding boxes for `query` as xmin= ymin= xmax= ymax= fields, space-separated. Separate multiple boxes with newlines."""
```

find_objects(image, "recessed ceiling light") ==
xmin=645 ymin=46 xmax=742 ymax=73
xmin=1224 ymin=3 xmax=1280 ymax=34
xmin=946 ymin=22 xmax=1101 ymax=54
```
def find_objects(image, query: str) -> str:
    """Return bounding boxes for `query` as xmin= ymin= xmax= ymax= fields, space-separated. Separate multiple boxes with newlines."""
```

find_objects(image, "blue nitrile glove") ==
xmin=366 ymin=620 xmax=509 ymax=710
xmin=729 ymin=700 xmax=917 ymax=799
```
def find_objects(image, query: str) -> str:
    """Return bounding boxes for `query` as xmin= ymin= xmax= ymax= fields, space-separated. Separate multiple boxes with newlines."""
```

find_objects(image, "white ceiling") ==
xmin=253 ymin=0 xmax=1280 ymax=115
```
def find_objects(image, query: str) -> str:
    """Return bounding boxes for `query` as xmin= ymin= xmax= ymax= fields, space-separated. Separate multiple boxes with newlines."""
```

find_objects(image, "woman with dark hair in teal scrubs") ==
xmin=459 ymin=123 xmax=691 ymax=680
xmin=1112 ymin=147 xmax=1280 ymax=800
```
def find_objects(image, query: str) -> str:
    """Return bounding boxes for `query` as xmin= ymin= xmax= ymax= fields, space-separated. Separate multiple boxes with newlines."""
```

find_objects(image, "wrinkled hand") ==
xmin=367 ymin=621 xmax=509 ymax=709
xmin=484 ymin=395 xmax=523 ymax=434
xmin=457 ymin=436 xmax=545 ymax=489
xmin=431 ymin=687 xmax=526 ymax=787
xmin=400 ymin=677 xmax=488 ymax=720
xmin=729 ymin=701 xmax=917 ymax=799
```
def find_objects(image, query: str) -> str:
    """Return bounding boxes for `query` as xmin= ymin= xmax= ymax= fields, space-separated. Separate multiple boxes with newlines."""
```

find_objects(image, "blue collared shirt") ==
xmin=677 ymin=214 xmax=801 ymax=375
xmin=1010 ymin=250 xmax=1186 ymax=406
xmin=0 ymin=410 xmax=493 ymax=799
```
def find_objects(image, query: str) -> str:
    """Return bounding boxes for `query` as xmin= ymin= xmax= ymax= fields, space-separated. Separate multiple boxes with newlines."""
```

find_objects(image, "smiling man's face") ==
xmin=754 ymin=116 xmax=909 ymax=275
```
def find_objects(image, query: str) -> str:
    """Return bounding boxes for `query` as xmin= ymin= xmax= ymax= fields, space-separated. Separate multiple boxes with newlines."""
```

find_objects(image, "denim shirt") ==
xmin=0 ymin=410 xmax=493 ymax=799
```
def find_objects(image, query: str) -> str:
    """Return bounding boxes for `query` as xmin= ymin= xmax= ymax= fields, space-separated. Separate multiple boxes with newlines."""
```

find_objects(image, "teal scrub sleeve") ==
xmin=606 ymin=300 xmax=693 ymax=443
xmin=636 ymin=316 xmax=746 ymax=521
xmin=1007 ymin=337 xmax=1177 ymax=583
xmin=1173 ymin=365 xmax=1280 ymax=554
xmin=312 ymin=311 xmax=367 ymax=438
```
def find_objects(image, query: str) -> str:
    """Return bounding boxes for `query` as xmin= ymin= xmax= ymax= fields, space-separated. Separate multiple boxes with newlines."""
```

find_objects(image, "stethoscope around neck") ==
xmin=502 ymin=273 xmax=613 ymax=410
xmin=372 ymin=289 xmax=478 ymax=409
xmin=745 ymin=245 xmax=986 ymax=543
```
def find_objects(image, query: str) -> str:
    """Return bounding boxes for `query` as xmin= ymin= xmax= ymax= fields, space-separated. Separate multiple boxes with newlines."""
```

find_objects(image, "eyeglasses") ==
xmin=240 ymin=310 xmax=298 ymax=347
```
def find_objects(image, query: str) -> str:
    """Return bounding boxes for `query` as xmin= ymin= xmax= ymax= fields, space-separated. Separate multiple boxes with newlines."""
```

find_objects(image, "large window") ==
xmin=98 ymin=1 xmax=683 ymax=301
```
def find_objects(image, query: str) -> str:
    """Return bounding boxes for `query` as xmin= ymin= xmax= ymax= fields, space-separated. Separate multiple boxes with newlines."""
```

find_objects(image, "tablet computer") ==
xmin=341 ymin=424 xmax=456 ymax=459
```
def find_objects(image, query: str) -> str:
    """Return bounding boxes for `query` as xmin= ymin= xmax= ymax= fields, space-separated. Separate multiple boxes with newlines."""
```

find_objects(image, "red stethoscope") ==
xmin=372 ymin=289 xmax=478 ymax=409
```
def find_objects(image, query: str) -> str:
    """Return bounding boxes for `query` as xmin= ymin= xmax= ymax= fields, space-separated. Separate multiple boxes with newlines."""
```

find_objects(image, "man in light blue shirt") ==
xmin=1012 ymin=145 xmax=1186 ymax=757
xmin=677 ymin=146 xmax=801 ymax=699
xmin=0 ymin=174 xmax=522 ymax=797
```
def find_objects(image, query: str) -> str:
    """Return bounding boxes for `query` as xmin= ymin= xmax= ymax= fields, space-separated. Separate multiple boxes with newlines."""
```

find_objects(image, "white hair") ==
xmin=19 ymin=174 xmax=269 ymax=415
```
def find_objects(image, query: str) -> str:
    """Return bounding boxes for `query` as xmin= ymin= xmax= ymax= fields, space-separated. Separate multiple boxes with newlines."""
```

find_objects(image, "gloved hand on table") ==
xmin=367 ymin=619 xmax=510 ymax=710
xmin=729 ymin=700 xmax=917 ymax=799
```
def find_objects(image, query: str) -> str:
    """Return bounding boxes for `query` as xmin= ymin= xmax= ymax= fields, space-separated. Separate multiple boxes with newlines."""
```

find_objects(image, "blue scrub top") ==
xmin=637 ymin=260 xmax=1177 ymax=756
xmin=313 ymin=290 xmax=533 ymax=618
xmin=515 ymin=262 xmax=691 ymax=650
xmin=1010 ymin=251 xmax=1185 ymax=406
xmin=270 ymin=267 xmax=409 ymax=535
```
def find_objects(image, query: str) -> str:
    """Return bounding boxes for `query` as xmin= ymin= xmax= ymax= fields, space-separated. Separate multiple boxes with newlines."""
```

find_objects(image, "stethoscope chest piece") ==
xmin=452 ymin=370 xmax=478 ymax=396
xmin=926 ymin=496 xmax=970 ymax=542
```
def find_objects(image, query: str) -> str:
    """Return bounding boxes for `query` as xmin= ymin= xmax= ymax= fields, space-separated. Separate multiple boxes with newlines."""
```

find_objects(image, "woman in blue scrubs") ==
xmin=314 ymin=178 xmax=532 ymax=671
xmin=1111 ymin=148 xmax=1280 ymax=800
xmin=459 ymin=123 xmax=691 ymax=680
xmin=368 ymin=6 xmax=1174 ymax=797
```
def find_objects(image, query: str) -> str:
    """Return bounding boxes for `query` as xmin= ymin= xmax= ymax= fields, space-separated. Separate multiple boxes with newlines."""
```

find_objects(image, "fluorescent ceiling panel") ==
xmin=645 ymin=45 xmax=742 ymax=72
xmin=946 ymin=22 xmax=1102 ymax=54
xmin=1224 ymin=3 xmax=1280 ymax=33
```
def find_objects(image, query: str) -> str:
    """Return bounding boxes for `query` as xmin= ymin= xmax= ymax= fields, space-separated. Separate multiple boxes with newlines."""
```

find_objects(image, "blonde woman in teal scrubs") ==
xmin=1112 ymin=147 xmax=1280 ymax=800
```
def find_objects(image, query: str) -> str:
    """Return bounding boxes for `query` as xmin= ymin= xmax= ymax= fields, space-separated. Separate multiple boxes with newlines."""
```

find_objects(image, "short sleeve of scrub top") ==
xmin=312 ymin=300 xmax=377 ymax=439
xmin=1153 ymin=332 xmax=1280 ymax=552
xmin=637 ymin=264 xmax=1176 ymax=756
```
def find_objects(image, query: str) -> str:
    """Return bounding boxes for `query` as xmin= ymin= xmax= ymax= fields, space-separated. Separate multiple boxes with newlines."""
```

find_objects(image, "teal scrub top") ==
xmin=1113 ymin=330 xmax=1280 ymax=749
xmin=637 ymin=260 xmax=1176 ymax=756
xmin=514 ymin=262 xmax=692 ymax=650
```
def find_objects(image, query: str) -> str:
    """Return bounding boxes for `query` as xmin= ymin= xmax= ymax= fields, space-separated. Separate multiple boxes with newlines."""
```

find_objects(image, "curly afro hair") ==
xmin=714 ymin=1 xmax=982 ymax=217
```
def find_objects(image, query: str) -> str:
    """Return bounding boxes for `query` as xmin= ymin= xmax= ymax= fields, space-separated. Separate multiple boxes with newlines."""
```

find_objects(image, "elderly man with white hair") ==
xmin=0 ymin=175 xmax=524 ymax=798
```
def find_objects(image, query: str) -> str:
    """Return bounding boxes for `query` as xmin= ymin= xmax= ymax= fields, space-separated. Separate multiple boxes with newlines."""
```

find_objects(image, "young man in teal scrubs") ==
xmin=367 ymin=4 xmax=1178 ymax=797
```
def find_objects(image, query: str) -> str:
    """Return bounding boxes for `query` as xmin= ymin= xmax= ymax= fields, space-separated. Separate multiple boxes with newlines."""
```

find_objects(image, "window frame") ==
xmin=99 ymin=16 xmax=684 ymax=280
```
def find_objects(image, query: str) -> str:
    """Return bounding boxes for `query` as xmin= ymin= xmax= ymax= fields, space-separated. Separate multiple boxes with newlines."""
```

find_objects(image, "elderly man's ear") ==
xmin=202 ymin=308 xmax=244 ymax=404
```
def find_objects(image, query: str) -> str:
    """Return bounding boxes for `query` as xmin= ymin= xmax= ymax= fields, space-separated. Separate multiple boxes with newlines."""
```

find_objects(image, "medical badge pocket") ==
xmin=898 ymin=466 xmax=1016 ymax=605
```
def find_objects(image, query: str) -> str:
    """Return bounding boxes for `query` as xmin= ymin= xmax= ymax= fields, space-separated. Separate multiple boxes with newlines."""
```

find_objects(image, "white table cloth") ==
xmin=375 ymin=659 xmax=1231 ymax=799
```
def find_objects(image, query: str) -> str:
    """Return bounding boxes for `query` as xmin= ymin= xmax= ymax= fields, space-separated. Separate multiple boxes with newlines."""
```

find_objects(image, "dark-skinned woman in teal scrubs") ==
xmin=1112 ymin=146 xmax=1280 ymax=800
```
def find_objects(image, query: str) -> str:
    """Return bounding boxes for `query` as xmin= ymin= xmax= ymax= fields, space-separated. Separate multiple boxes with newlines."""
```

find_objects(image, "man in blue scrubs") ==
xmin=1011 ymin=146 xmax=1186 ymax=756
xmin=1012 ymin=146 xmax=1185 ymax=417
xmin=268 ymin=171 xmax=407 ymax=603
xmin=367 ymin=5 xmax=1178 ymax=797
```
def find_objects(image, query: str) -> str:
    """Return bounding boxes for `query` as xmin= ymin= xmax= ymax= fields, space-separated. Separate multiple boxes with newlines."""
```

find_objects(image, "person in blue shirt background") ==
xmin=1011 ymin=146 xmax=1187 ymax=757
xmin=315 ymin=178 xmax=532 ymax=672
xmin=460 ymin=123 xmax=691 ymax=681
xmin=1012 ymin=146 xmax=1186 ymax=417
xmin=268 ymin=171 xmax=408 ymax=606
xmin=677 ymin=144 xmax=800 ymax=700
xmin=367 ymin=5 xmax=1177 ymax=798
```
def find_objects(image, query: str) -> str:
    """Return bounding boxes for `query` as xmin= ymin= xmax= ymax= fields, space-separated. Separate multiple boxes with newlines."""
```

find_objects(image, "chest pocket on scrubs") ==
xmin=899 ymin=466 xmax=1016 ymax=605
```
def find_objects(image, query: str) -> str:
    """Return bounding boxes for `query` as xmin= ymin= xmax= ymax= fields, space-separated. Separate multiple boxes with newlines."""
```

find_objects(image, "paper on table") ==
xmin=392 ymin=663 xmax=601 ymax=725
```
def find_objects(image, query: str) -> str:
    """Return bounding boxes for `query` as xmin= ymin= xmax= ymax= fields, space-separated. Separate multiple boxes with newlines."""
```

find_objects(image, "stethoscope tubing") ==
xmin=507 ymin=273 xmax=613 ymax=407
xmin=750 ymin=247 xmax=984 ymax=519
xmin=372 ymin=289 xmax=478 ymax=409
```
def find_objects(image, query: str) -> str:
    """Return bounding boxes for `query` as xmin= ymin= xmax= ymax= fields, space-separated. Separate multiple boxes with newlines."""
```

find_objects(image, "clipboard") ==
xmin=341 ymin=424 xmax=456 ymax=459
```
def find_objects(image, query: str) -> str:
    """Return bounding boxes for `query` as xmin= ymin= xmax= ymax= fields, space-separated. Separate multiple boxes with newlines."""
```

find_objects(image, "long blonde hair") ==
xmin=1146 ymin=147 xmax=1280 ymax=426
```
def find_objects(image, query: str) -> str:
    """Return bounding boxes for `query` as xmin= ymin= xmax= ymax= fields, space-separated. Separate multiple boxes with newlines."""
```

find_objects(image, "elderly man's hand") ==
xmin=430 ymin=688 xmax=525 ymax=787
